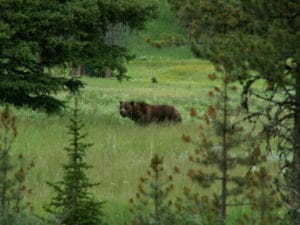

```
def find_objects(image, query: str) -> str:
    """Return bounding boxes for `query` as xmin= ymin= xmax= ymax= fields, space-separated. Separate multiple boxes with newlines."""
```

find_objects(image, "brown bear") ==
xmin=119 ymin=101 xmax=182 ymax=125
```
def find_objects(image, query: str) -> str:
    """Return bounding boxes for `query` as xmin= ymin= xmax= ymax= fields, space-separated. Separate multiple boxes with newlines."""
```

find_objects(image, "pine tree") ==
xmin=129 ymin=154 xmax=176 ymax=225
xmin=172 ymin=186 xmax=220 ymax=225
xmin=167 ymin=0 xmax=300 ymax=223
xmin=239 ymin=167 xmax=282 ymax=225
xmin=0 ymin=106 xmax=35 ymax=224
xmin=0 ymin=106 xmax=17 ymax=214
xmin=0 ymin=0 xmax=158 ymax=112
xmin=0 ymin=0 xmax=84 ymax=113
xmin=45 ymin=98 xmax=104 ymax=225
xmin=182 ymin=73 xmax=274 ymax=225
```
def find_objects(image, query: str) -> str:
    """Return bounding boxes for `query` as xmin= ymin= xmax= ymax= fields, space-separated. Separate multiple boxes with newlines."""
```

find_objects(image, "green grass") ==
xmin=7 ymin=55 xmax=221 ymax=224
xmin=2 ymin=1 xmax=285 ymax=225
xmin=12 ymin=57 xmax=210 ymax=208
xmin=126 ymin=0 xmax=192 ymax=60
xmin=7 ymin=56 xmax=281 ymax=225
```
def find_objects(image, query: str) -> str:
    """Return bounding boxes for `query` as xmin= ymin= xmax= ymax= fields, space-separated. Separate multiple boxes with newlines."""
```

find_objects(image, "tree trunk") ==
xmin=36 ymin=53 xmax=44 ymax=74
xmin=104 ymin=67 xmax=112 ymax=78
xmin=0 ymin=122 xmax=9 ymax=212
xmin=220 ymin=73 xmax=228 ymax=225
xmin=292 ymin=64 xmax=300 ymax=225
xmin=69 ymin=63 xmax=77 ymax=77
xmin=69 ymin=63 xmax=84 ymax=77
xmin=79 ymin=64 xmax=84 ymax=76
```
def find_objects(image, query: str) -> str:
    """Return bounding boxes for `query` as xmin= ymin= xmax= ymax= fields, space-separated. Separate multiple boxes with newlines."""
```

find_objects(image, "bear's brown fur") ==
xmin=119 ymin=101 xmax=181 ymax=125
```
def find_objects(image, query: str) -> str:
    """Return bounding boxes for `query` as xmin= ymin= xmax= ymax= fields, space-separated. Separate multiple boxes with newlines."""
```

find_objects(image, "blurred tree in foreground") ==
xmin=0 ymin=106 xmax=39 ymax=225
xmin=167 ymin=0 xmax=300 ymax=223
xmin=182 ymin=73 xmax=282 ymax=225
xmin=129 ymin=154 xmax=177 ymax=225
xmin=128 ymin=154 xmax=222 ymax=225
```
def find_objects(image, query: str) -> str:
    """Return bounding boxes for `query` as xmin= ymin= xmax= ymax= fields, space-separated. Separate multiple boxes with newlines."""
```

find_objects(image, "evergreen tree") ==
xmin=0 ymin=106 xmax=35 ymax=224
xmin=167 ymin=0 xmax=300 ymax=223
xmin=0 ymin=0 xmax=158 ymax=112
xmin=45 ymin=98 xmax=104 ymax=225
xmin=239 ymin=167 xmax=282 ymax=225
xmin=0 ymin=106 xmax=17 ymax=214
xmin=129 ymin=154 xmax=177 ymax=225
xmin=182 ymin=73 xmax=271 ymax=225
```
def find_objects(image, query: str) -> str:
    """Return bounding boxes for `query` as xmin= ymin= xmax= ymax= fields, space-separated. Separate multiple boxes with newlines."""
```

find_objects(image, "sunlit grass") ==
xmin=1 ymin=2 xmax=282 ymax=224
xmin=3 ymin=49 xmax=280 ymax=224
xmin=6 ymin=58 xmax=279 ymax=225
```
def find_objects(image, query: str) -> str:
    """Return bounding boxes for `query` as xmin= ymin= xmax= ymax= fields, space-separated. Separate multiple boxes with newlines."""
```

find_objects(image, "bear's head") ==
xmin=119 ymin=101 xmax=134 ymax=118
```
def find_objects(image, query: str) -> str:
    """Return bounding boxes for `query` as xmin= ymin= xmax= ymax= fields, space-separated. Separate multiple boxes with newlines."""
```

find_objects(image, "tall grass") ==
xmin=2 ymin=2 xmax=281 ymax=224
xmin=6 ymin=56 xmax=217 ymax=224
xmin=7 ymin=57 xmax=280 ymax=224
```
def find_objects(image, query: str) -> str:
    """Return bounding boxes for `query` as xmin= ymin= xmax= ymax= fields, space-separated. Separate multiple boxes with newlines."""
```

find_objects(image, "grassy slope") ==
xmin=4 ymin=1 xmax=279 ymax=225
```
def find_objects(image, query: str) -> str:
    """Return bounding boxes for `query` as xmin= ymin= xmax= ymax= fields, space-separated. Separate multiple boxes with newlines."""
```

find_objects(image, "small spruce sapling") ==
xmin=129 ymin=154 xmax=176 ymax=225
xmin=45 ymin=98 xmax=104 ymax=225
xmin=0 ymin=105 xmax=17 ymax=213
xmin=238 ymin=167 xmax=282 ymax=225
xmin=173 ymin=187 xmax=220 ymax=225
xmin=0 ymin=106 xmax=34 ymax=222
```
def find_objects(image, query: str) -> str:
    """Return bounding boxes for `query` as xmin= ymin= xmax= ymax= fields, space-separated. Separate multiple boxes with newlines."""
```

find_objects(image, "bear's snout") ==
xmin=119 ymin=107 xmax=127 ymax=117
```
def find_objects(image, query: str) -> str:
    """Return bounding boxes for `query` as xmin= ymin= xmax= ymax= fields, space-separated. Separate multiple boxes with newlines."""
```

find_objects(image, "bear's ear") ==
xmin=130 ymin=101 xmax=134 ymax=106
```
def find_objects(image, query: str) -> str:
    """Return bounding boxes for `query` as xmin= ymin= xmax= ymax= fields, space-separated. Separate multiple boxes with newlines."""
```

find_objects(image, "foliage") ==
xmin=45 ymin=98 xmax=104 ymax=225
xmin=173 ymin=188 xmax=221 ymax=225
xmin=239 ymin=167 xmax=283 ymax=225
xmin=0 ymin=106 xmax=34 ymax=224
xmin=0 ymin=105 xmax=17 ymax=213
xmin=144 ymin=33 xmax=186 ymax=48
xmin=0 ymin=211 xmax=47 ymax=225
xmin=0 ymin=0 xmax=84 ymax=113
xmin=76 ymin=0 xmax=159 ymax=79
xmin=0 ymin=0 xmax=158 ymax=112
xmin=167 ymin=0 xmax=300 ymax=223
xmin=128 ymin=154 xmax=177 ymax=225
xmin=183 ymin=73 xmax=271 ymax=224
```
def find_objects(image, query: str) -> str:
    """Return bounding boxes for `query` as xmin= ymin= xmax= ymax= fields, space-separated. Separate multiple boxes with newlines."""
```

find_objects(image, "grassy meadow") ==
xmin=12 ymin=54 xmax=220 ymax=224
xmin=9 ymin=50 xmax=281 ymax=225
xmin=3 ymin=2 xmax=282 ymax=224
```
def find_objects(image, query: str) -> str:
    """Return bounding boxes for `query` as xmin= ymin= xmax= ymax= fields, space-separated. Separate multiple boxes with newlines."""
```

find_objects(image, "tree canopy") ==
xmin=0 ymin=0 xmax=158 ymax=112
